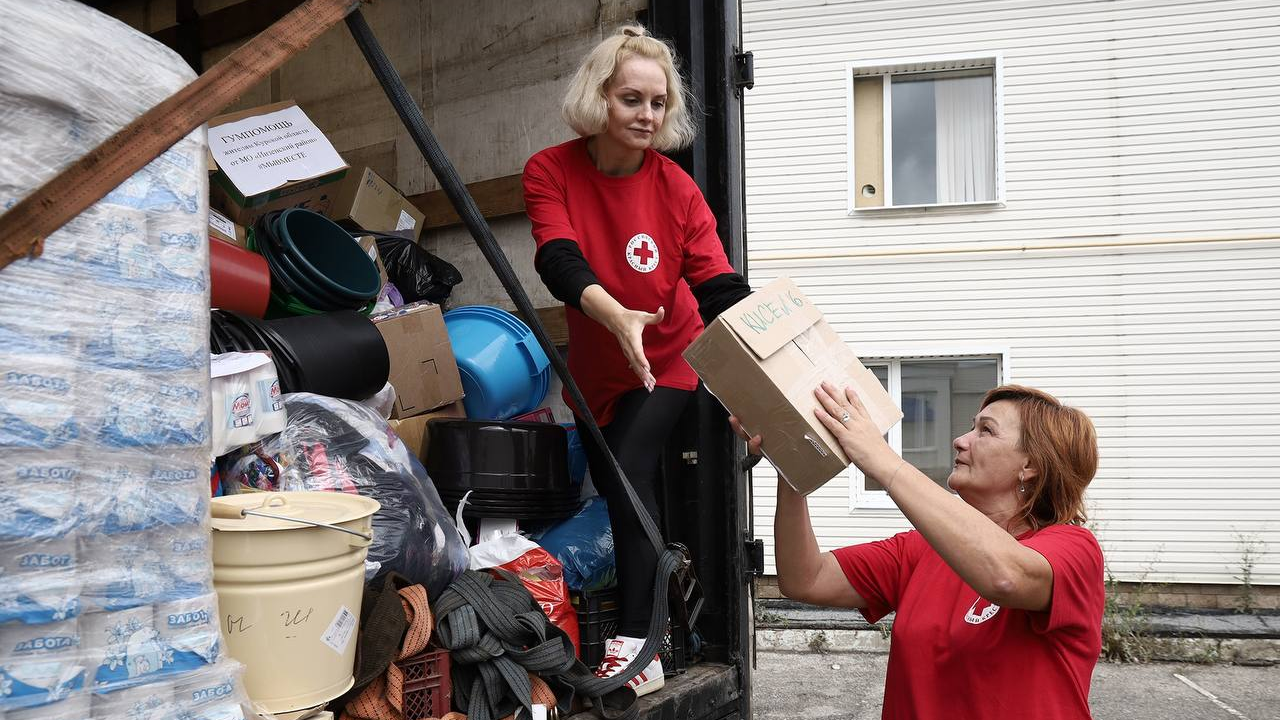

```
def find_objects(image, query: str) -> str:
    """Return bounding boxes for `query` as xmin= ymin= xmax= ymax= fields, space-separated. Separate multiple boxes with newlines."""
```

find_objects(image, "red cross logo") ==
xmin=633 ymin=240 xmax=655 ymax=265
xmin=625 ymin=233 xmax=659 ymax=273
xmin=963 ymin=596 xmax=1001 ymax=625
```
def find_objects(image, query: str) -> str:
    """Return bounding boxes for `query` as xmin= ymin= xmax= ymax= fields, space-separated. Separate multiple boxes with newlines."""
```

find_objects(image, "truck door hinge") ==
xmin=733 ymin=48 xmax=754 ymax=96
xmin=744 ymin=538 xmax=765 ymax=578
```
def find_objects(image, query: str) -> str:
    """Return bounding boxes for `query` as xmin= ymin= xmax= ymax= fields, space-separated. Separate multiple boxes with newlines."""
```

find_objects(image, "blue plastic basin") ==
xmin=443 ymin=306 xmax=550 ymax=420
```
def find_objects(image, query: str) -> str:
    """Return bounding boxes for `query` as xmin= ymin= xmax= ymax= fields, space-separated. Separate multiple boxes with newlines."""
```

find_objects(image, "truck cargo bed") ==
xmin=566 ymin=663 xmax=742 ymax=720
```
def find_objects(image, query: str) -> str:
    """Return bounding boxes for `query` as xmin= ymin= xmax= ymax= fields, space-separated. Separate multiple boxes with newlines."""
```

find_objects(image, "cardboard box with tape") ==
xmin=684 ymin=277 xmax=902 ymax=495
xmin=371 ymin=301 xmax=464 ymax=419
xmin=207 ymin=100 xmax=349 ymax=226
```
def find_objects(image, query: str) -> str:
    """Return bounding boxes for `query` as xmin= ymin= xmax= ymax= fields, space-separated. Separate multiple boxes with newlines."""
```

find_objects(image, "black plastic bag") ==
xmin=266 ymin=393 xmax=469 ymax=600
xmin=372 ymin=231 xmax=463 ymax=304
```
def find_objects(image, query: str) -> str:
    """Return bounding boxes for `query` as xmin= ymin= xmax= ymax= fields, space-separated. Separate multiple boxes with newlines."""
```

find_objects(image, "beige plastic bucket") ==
xmin=211 ymin=491 xmax=379 ymax=715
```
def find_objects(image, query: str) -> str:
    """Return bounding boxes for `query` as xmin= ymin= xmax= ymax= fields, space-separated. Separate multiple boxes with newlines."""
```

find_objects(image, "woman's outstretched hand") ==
xmin=579 ymin=285 xmax=664 ymax=392
xmin=606 ymin=304 xmax=664 ymax=391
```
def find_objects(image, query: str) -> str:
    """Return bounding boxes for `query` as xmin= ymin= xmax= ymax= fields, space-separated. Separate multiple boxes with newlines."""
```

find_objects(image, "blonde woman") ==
xmin=523 ymin=24 xmax=749 ymax=695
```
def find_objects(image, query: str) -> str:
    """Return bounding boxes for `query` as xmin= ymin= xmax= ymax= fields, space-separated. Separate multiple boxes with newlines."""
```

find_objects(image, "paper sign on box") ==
xmin=684 ymin=277 xmax=902 ymax=495
xmin=208 ymin=104 xmax=346 ymax=198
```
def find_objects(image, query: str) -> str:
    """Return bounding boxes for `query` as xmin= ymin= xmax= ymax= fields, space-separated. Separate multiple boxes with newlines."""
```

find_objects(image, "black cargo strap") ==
xmin=434 ymin=567 xmax=680 ymax=720
xmin=346 ymin=9 xmax=680 ymax=708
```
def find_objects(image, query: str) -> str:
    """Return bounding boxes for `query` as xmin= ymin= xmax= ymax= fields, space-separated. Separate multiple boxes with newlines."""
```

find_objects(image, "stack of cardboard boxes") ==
xmin=206 ymin=100 xmax=465 ymax=462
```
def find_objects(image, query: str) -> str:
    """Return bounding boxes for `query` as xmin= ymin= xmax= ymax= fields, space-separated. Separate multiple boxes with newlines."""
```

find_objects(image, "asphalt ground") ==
xmin=751 ymin=649 xmax=1280 ymax=720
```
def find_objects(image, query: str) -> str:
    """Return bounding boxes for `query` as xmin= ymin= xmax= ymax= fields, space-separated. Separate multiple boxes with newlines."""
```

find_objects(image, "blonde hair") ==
xmin=561 ymin=23 xmax=697 ymax=152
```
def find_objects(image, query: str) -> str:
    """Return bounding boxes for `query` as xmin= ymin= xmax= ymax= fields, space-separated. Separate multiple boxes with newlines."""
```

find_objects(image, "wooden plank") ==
xmin=514 ymin=305 xmax=569 ymax=348
xmin=409 ymin=173 xmax=525 ymax=231
xmin=151 ymin=0 xmax=306 ymax=52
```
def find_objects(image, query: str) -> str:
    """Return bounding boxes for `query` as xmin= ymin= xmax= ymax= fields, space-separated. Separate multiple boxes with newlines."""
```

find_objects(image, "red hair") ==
xmin=981 ymin=385 xmax=1098 ymax=530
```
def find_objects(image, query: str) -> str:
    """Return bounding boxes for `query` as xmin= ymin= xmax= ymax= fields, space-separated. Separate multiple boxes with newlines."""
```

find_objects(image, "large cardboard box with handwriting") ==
xmin=684 ymin=277 xmax=902 ymax=495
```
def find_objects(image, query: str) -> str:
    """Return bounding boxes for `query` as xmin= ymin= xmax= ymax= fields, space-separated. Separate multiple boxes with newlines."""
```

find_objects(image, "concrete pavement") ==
xmin=751 ymin=649 xmax=1280 ymax=719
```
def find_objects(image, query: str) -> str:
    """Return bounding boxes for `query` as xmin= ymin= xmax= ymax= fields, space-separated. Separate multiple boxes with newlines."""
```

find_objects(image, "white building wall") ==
xmin=743 ymin=0 xmax=1280 ymax=584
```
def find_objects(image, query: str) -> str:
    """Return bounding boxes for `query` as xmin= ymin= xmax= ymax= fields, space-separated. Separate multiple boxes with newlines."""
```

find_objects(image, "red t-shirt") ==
xmin=523 ymin=138 xmax=734 ymax=424
xmin=833 ymin=524 xmax=1104 ymax=720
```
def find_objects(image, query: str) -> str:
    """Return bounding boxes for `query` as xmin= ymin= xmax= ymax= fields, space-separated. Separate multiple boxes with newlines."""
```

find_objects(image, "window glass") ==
xmin=890 ymin=77 xmax=938 ymax=205
xmin=902 ymin=359 xmax=999 ymax=487
xmin=889 ymin=70 xmax=995 ymax=206
xmin=861 ymin=358 xmax=1000 ymax=493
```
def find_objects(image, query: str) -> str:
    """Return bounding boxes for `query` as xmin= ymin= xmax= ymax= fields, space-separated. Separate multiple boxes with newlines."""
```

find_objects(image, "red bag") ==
xmin=470 ymin=534 xmax=580 ymax=652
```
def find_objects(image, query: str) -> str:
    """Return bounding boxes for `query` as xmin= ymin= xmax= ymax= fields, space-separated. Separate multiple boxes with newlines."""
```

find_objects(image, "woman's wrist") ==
xmin=580 ymin=285 xmax=623 ymax=328
xmin=867 ymin=451 xmax=908 ymax=493
xmin=879 ymin=459 xmax=909 ymax=494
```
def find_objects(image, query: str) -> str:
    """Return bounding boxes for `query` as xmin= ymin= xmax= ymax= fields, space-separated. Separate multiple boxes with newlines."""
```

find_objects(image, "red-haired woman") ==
xmin=733 ymin=384 xmax=1104 ymax=719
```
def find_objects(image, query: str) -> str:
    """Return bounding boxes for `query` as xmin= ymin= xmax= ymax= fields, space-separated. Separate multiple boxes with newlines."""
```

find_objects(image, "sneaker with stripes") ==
xmin=594 ymin=636 xmax=665 ymax=697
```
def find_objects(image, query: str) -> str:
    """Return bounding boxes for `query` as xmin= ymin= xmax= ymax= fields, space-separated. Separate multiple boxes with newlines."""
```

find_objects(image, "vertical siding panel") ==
xmin=743 ymin=0 xmax=1280 ymax=584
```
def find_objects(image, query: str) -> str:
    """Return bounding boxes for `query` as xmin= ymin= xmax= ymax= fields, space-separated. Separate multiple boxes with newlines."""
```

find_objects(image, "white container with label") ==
xmin=209 ymin=492 xmax=377 ymax=716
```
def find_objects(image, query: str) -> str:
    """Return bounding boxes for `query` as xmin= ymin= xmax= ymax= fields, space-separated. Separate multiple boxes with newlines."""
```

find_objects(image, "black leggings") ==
xmin=577 ymin=386 xmax=692 ymax=638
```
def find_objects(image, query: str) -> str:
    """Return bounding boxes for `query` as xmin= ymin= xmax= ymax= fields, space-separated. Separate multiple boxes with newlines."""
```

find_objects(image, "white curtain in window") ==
xmin=934 ymin=74 xmax=995 ymax=203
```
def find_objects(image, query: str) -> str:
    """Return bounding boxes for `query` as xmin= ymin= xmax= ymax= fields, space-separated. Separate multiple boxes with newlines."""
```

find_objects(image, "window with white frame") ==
xmin=851 ymin=356 xmax=1002 ymax=509
xmin=848 ymin=55 xmax=1002 ymax=210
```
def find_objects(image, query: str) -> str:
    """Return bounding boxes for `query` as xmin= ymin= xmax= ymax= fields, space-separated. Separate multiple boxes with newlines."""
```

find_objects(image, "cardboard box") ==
xmin=329 ymin=168 xmax=426 ymax=240
xmin=388 ymin=400 xmax=465 ymax=461
xmin=371 ymin=301 xmax=464 ymax=419
xmin=207 ymin=100 xmax=349 ymax=226
xmin=208 ymin=208 xmax=247 ymax=249
xmin=211 ymin=180 xmax=342 ymax=228
xmin=683 ymin=277 xmax=902 ymax=495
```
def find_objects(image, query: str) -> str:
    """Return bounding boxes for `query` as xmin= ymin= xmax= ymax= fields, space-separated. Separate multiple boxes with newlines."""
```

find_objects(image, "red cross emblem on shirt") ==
xmin=632 ymin=240 xmax=655 ymax=265
xmin=625 ymin=233 xmax=659 ymax=273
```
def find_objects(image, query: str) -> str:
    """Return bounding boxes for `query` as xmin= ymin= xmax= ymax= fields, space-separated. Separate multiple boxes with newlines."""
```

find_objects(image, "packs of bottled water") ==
xmin=0 ymin=1 xmax=256 ymax=715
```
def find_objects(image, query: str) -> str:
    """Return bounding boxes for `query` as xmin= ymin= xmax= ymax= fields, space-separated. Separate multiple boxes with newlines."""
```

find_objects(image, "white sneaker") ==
xmin=594 ymin=636 xmax=665 ymax=697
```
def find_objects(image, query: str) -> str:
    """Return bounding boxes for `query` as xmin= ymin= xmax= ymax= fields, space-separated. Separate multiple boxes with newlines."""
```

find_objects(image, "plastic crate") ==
xmin=659 ymin=623 xmax=687 ymax=677
xmin=570 ymin=588 xmax=688 ymax=677
xmin=397 ymin=647 xmax=452 ymax=720
xmin=571 ymin=588 xmax=620 ymax=669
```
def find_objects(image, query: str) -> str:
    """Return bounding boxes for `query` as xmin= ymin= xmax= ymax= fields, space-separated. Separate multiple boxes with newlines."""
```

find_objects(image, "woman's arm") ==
xmin=680 ymin=184 xmax=749 ymax=322
xmin=813 ymin=383 xmax=1055 ymax=611
xmin=730 ymin=418 xmax=865 ymax=608
xmin=691 ymin=272 xmax=751 ymax=322
xmin=525 ymin=156 xmax=666 ymax=391
xmin=534 ymin=240 xmax=599 ymax=309
xmin=774 ymin=479 xmax=868 ymax=608
xmin=579 ymin=285 xmax=664 ymax=392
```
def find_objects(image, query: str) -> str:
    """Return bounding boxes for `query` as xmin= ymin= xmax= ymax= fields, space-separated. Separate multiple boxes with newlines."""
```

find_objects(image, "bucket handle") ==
xmin=212 ymin=494 xmax=373 ymax=543
xmin=516 ymin=335 xmax=550 ymax=377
